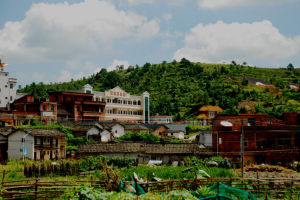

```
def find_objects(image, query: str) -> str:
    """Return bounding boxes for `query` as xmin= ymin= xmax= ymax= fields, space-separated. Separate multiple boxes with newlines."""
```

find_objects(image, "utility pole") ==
xmin=241 ymin=118 xmax=244 ymax=178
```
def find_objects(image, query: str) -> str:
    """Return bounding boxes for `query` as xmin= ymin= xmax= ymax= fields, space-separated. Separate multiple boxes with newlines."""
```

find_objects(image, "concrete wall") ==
xmin=8 ymin=131 xmax=34 ymax=160
xmin=0 ymin=72 xmax=17 ymax=108
xmin=199 ymin=131 xmax=212 ymax=147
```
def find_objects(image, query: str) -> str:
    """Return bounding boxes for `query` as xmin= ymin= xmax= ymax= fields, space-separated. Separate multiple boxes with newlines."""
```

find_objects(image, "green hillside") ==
xmin=19 ymin=59 xmax=300 ymax=120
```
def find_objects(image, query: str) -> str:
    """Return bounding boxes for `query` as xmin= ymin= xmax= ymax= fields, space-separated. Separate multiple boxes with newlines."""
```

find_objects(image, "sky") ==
xmin=0 ymin=0 xmax=300 ymax=86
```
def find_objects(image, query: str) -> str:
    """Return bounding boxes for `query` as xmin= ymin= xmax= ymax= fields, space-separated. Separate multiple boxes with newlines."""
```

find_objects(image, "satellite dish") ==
xmin=220 ymin=121 xmax=233 ymax=127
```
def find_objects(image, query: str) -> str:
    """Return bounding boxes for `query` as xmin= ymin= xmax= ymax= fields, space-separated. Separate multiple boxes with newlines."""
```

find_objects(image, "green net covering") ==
xmin=197 ymin=182 xmax=257 ymax=200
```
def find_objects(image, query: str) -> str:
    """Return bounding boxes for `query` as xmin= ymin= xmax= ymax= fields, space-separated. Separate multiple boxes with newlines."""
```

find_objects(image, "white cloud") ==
xmin=107 ymin=59 xmax=130 ymax=71
xmin=173 ymin=20 xmax=300 ymax=65
xmin=57 ymin=70 xmax=72 ymax=83
xmin=197 ymin=0 xmax=295 ymax=9
xmin=163 ymin=13 xmax=172 ymax=22
xmin=0 ymin=0 xmax=159 ymax=64
xmin=127 ymin=0 xmax=156 ymax=4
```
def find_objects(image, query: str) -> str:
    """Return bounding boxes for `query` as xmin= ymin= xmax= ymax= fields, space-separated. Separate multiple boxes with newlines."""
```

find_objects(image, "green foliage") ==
xmin=116 ymin=132 xmax=162 ymax=143
xmin=186 ymin=125 xmax=211 ymax=133
xmin=18 ymin=60 xmax=300 ymax=119
xmin=116 ymin=132 xmax=181 ymax=143
xmin=192 ymin=186 xmax=216 ymax=198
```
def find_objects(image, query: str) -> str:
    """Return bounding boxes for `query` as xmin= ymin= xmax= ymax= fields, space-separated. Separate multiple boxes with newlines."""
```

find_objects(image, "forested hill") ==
xmin=19 ymin=59 xmax=300 ymax=120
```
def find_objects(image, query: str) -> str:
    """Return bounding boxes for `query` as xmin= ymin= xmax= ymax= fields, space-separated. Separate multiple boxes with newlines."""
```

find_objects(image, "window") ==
xmin=42 ymin=119 xmax=46 ymax=125
xmin=278 ymin=135 xmax=291 ymax=146
xmin=10 ymin=84 xmax=13 ymax=89
xmin=244 ymin=138 xmax=248 ymax=148
xmin=10 ymin=96 xmax=12 ymax=101
xmin=51 ymin=105 xmax=54 ymax=111
xmin=248 ymin=118 xmax=255 ymax=126
xmin=43 ymin=105 xmax=46 ymax=111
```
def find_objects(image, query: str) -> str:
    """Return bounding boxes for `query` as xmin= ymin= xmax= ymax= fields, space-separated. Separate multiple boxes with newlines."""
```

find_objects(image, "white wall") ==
xmin=199 ymin=132 xmax=212 ymax=147
xmin=168 ymin=132 xmax=185 ymax=140
xmin=87 ymin=127 xmax=100 ymax=136
xmin=112 ymin=124 xmax=125 ymax=138
xmin=100 ymin=130 xmax=110 ymax=142
xmin=0 ymin=72 xmax=17 ymax=108
xmin=8 ymin=131 xmax=34 ymax=160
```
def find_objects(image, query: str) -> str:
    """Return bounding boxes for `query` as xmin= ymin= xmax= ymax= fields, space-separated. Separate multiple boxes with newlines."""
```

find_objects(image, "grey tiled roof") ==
xmin=165 ymin=124 xmax=186 ymax=133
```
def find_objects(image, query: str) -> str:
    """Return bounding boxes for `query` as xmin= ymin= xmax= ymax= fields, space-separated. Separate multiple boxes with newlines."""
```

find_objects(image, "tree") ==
xmin=242 ymin=78 xmax=248 ymax=86
xmin=242 ymin=62 xmax=247 ymax=66
xmin=231 ymin=60 xmax=237 ymax=66
xmin=287 ymin=63 xmax=294 ymax=71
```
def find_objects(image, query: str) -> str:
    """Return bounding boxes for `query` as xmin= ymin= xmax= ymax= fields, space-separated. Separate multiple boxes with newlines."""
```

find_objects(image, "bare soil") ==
xmin=234 ymin=165 xmax=300 ymax=179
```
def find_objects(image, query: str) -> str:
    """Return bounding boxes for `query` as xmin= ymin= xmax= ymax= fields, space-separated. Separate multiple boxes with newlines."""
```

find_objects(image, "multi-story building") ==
xmin=89 ymin=85 xmax=150 ymax=123
xmin=0 ymin=61 xmax=17 ymax=109
xmin=11 ymin=95 xmax=57 ymax=126
xmin=211 ymin=114 xmax=300 ymax=164
xmin=49 ymin=90 xmax=106 ymax=122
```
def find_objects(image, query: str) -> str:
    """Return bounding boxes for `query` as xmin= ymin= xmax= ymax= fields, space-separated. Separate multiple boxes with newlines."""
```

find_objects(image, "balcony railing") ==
xmin=82 ymin=111 xmax=104 ymax=117
xmin=34 ymin=144 xmax=58 ymax=148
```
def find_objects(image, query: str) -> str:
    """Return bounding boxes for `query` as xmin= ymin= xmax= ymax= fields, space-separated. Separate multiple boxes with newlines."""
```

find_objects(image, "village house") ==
xmin=197 ymin=106 xmax=223 ymax=126
xmin=212 ymin=114 xmax=299 ymax=164
xmin=78 ymin=142 xmax=211 ymax=164
xmin=165 ymin=124 xmax=186 ymax=140
xmin=7 ymin=129 xmax=66 ymax=160
xmin=147 ymin=124 xmax=169 ymax=137
xmin=0 ymin=127 xmax=11 ymax=162
xmin=11 ymin=95 xmax=57 ymax=126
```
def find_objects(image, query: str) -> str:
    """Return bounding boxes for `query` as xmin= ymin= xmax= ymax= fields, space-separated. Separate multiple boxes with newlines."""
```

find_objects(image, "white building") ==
xmin=81 ymin=85 xmax=150 ymax=123
xmin=151 ymin=114 xmax=173 ymax=124
xmin=0 ymin=63 xmax=17 ymax=109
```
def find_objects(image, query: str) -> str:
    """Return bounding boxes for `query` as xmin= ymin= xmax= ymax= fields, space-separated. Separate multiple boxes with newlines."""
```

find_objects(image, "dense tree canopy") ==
xmin=19 ymin=59 xmax=300 ymax=120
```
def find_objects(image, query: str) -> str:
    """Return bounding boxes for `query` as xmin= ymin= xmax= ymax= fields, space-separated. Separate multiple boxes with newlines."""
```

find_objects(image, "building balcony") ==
xmin=34 ymin=144 xmax=58 ymax=149
xmin=82 ymin=111 xmax=104 ymax=117
xmin=105 ymin=103 xmax=142 ymax=109
xmin=75 ymin=101 xmax=105 ymax=106
xmin=41 ymin=111 xmax=56 ymax=117
xmin=105 ymin=114 xmax=143 ymax=119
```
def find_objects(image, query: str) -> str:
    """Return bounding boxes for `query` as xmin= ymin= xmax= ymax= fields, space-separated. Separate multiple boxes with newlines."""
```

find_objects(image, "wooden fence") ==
xmin=1 ymin=177 xmax=300 ymax=199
